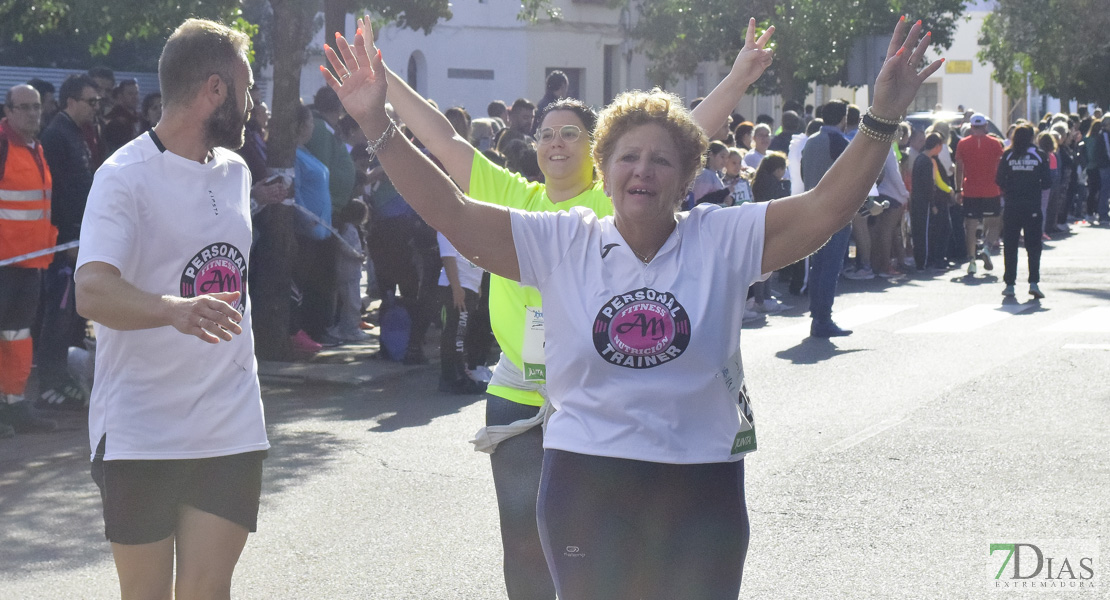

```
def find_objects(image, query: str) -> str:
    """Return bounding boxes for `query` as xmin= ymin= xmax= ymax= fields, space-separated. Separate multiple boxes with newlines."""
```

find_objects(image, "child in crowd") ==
xmin=745 ymin=152 xmax=791 ymax=316
xmin=437 ymin=232 xmax=487 ymax=394
xmin=326 ymin=199 xmax=372 ymax=343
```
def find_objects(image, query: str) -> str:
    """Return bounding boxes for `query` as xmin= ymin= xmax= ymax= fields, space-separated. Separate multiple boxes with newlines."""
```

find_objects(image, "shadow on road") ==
xmin=774 ymin=338 xmax=868 ymax=364
xmin=261 ymin=369 xmax=484 ymax=434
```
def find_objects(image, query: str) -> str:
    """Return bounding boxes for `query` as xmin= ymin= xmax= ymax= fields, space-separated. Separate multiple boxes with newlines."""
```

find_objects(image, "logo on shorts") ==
xmin=180 ymin=242 xmax=247 ymax=310
xmin=592 ymin=287 xmax=691 ymax=369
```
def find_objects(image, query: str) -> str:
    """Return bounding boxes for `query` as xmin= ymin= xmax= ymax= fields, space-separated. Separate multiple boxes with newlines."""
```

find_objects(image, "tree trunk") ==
xmin=250 ymin=0 xmax=319 ymax=361
xmin=325 ymin=0 xmax=353 ymax=44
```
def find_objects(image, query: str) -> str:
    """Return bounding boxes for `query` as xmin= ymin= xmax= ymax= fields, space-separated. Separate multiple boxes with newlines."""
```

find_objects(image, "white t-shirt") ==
xmin=510 ymin=202 xmax=768 ymax=464
xmin=78 ymin=132 xmax=269 ymax=461
xmin=743 ymin=149 xmax=766 ymax=169
xmin=437 ymin=232 xmax=484 ymax=293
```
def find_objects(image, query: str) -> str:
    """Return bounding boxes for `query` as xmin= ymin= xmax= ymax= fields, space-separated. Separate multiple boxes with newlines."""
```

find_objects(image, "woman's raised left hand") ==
xmin=727 ymin=18 xmax=775 ymax=86
xmin=321 ymin=16 xmax=390 ymax=133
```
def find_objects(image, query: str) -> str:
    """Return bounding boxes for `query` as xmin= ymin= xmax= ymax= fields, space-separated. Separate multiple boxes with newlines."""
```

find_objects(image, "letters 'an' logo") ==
xmin=592 ymin=287 xmax=690 ymax=369
xmin=180 ymin=242 xmax=247 ymax=310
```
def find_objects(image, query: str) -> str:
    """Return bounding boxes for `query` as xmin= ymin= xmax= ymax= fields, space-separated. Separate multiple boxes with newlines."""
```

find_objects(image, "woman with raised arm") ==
xmin=331 ymin=16 xmax=772 ymax=600
xmin=325 ymin=16 xmax=939 ymax=598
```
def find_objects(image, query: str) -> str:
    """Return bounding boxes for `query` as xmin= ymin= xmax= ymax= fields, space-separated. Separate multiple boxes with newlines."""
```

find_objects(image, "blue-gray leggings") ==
xmin=537 ymin=449 xmax=749 ymax=600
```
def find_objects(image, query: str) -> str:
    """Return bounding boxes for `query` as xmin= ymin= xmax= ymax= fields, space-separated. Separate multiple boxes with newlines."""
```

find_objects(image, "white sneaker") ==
xmin=845 ymin=266 xmax=875 ymax=280
xmin=967 ymin=261 xmax=977 ymax=276
xmin=742 ymin=308 xmax=763 ymax=323
xmin=756 ymin=297 xmax=792 ymax=313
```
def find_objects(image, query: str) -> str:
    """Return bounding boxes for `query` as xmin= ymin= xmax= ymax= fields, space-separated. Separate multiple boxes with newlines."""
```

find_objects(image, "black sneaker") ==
xmin=36 ymin=382 xmax=89 ymax=411
xmin=0 ymin=400 xmax=57 ymax=434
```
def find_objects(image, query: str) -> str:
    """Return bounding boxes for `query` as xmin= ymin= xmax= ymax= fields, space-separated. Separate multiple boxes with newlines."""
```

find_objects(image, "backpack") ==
xmin=378 ymin=303 xmax=411 ymax=362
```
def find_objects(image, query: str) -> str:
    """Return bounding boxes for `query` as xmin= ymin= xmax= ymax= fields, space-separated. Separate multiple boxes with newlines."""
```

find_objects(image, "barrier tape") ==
xmin=0 ymin=207 xmax=361 ymax=268
xmin=291 ymin=204 xmax=363 ymax=259
xmin=0 ymin=240 xmax=80 ymax=268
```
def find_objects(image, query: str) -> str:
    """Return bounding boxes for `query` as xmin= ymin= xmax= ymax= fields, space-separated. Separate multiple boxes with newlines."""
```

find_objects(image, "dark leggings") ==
xmin=487 ymin=396 xmax=555 ymax=600
xmin=537 ymin=450 xmax=749 ymax=600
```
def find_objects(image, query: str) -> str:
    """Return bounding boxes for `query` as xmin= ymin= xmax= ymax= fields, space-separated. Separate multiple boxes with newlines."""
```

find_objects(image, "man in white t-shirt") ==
xmin=74 ymin=19 xmax=269 ymax=599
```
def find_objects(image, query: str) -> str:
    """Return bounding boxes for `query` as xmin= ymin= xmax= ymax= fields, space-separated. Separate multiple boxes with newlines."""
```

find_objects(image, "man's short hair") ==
xmin=846 ymin=104 xmax=861 ymax=127
xmin=58 ymin=74 xmax=99 ymax=107
xmin=924 ymin=132 xmax=945 ymax=151
xmin=511 ymin=98 xmax=535 ymax=113
xmin=27 ymin=78 xmax=55 ymax=97
xmin=755 ymin=113 xmax=774 ymax=126
xmin=158 ymin=19 xmax=250 ymax=108
xmin=781 ymin=110 xmax=802 ymax=134
xmin=313 ymin=85 xmax=344 ymax=115
xmin=821 ymin=99 xmax=849 ymax=126
xmin=545 ymin=70 xmax=569 ymax=94
xmin=112 ymin=79 xmax=138 ymax=99
xmin=487 ymin=100 xmax=507 ymax=118
xmin=87 ymin=66 xmax=115 ymax=82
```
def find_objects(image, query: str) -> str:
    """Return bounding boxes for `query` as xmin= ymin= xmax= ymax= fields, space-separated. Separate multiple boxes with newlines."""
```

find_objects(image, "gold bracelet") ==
xmin=857 ymin=122 xmax=897 ymax=144
xmin=865 ymin=108 xmax=902 ymax=127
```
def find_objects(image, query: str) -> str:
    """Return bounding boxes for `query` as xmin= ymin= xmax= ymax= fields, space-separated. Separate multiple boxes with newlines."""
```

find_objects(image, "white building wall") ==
xmin=270 ymin=1 xmax=1016 ymax=133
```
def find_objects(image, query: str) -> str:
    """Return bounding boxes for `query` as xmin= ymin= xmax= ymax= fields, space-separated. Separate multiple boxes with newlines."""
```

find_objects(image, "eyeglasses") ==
xmin=537 ymin=125 xmax=584 ymax=144
xmin=10 ymin=103 xmax=42 ymax=112
xmin=81 ymin=97 xmax=102 ymax=107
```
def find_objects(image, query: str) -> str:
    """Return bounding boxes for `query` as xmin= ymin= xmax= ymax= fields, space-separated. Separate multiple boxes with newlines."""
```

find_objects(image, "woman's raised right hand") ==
xmin=321 ymin=16 xmax=391 ymax=134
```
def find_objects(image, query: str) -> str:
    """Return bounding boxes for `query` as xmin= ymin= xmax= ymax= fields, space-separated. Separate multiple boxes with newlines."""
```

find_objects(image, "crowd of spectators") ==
xmin=4 ymin=60 xmax=1109 ymax=437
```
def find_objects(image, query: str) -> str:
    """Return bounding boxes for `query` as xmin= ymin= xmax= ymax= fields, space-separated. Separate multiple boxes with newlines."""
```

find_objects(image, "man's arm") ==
xmin=75 ymin=261 xmax=243 ymax=344
xmin=690 ymin=19 xmax=774 ymax=135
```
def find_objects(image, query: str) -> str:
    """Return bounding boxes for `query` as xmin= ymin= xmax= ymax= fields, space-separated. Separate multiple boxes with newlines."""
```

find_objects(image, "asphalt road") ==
xmin=2 ymin=223 xmax=1108 ymax=599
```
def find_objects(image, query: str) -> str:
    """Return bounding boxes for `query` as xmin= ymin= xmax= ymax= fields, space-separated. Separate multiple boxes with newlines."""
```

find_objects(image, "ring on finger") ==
xmin=341 ymin=72 xmax=351 ymax=81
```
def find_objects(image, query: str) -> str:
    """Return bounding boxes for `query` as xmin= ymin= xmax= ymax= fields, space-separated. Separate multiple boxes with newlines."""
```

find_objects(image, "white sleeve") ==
xmin=437 ymin=231 xmax=458 ymax=260
xmin=509 ymin=206 xmax=593 ymax=289
xmin=76 ymin=167 xmax=138 ymax=274
xmin=697 ymin=202 xmax=768 ymax=286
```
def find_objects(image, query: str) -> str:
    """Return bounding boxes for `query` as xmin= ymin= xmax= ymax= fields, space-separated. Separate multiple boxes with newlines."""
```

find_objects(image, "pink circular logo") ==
xmin=592 ymin=287 xmax=690 ymax=369
xmin=180 ymin=242 xmax=247 ymax=310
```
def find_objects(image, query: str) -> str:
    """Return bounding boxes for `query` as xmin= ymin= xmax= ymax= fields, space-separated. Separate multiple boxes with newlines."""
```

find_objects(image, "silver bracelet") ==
xmin=366 ymin=120 xmax=397 ymax=160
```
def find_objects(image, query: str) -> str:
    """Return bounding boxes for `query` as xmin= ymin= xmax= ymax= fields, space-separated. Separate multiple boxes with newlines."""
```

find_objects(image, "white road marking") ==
xmin=753 ymin=304 xmax=915 ymax=336
xmin=897 ymin=303 xmax=1034 ymax=333
xmin=827 ymin=415 xmax=912 ymax=453
xmin=1042 ymin=307 xmax=1110 ymax=333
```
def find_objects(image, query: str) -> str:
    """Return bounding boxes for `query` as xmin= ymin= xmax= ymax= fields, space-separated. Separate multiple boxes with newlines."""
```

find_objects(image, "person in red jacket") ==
xmin=0 ymin=84 xmax=59 ymax=437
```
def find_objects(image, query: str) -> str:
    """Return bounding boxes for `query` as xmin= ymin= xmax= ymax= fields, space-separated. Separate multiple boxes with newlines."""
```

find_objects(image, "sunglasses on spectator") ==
xmin=10 ymin=103 xmax=42 ymax=112
xmin=537 ymin=125 xmax=584 ymax=144
xmin=81 ymin=97 xmax=102 ymax=107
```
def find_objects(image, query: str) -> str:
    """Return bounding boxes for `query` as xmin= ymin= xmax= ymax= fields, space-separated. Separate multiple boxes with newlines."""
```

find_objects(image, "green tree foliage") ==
xmin=978 ymin=0 xmax=1110 ymax=105
xmin=630 ymin=0 xmax=967 ymax=102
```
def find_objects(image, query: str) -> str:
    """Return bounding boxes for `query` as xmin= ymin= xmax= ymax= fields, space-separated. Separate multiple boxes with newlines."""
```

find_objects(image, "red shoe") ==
xmin=360 ymin=321 xmax=376 ymax=331
xmin=291 ymin=330 xmax=322 ymax=353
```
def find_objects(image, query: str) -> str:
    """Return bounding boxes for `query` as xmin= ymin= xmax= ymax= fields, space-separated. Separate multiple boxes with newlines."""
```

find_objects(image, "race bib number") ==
xmin=522 ymin=306 xmax=546 ymax=382
xmin=721 ymin=347 xmax=757 ymax=455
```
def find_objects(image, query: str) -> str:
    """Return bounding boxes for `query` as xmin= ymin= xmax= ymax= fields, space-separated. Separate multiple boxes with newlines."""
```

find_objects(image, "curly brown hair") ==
xmin=592 ymin=89 xmax=708 ymax=205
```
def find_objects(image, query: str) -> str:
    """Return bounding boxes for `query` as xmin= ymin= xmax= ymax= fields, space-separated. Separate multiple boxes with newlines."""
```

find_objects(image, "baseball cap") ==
xmin=969 ymin=113 xmax=988 ymax=127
